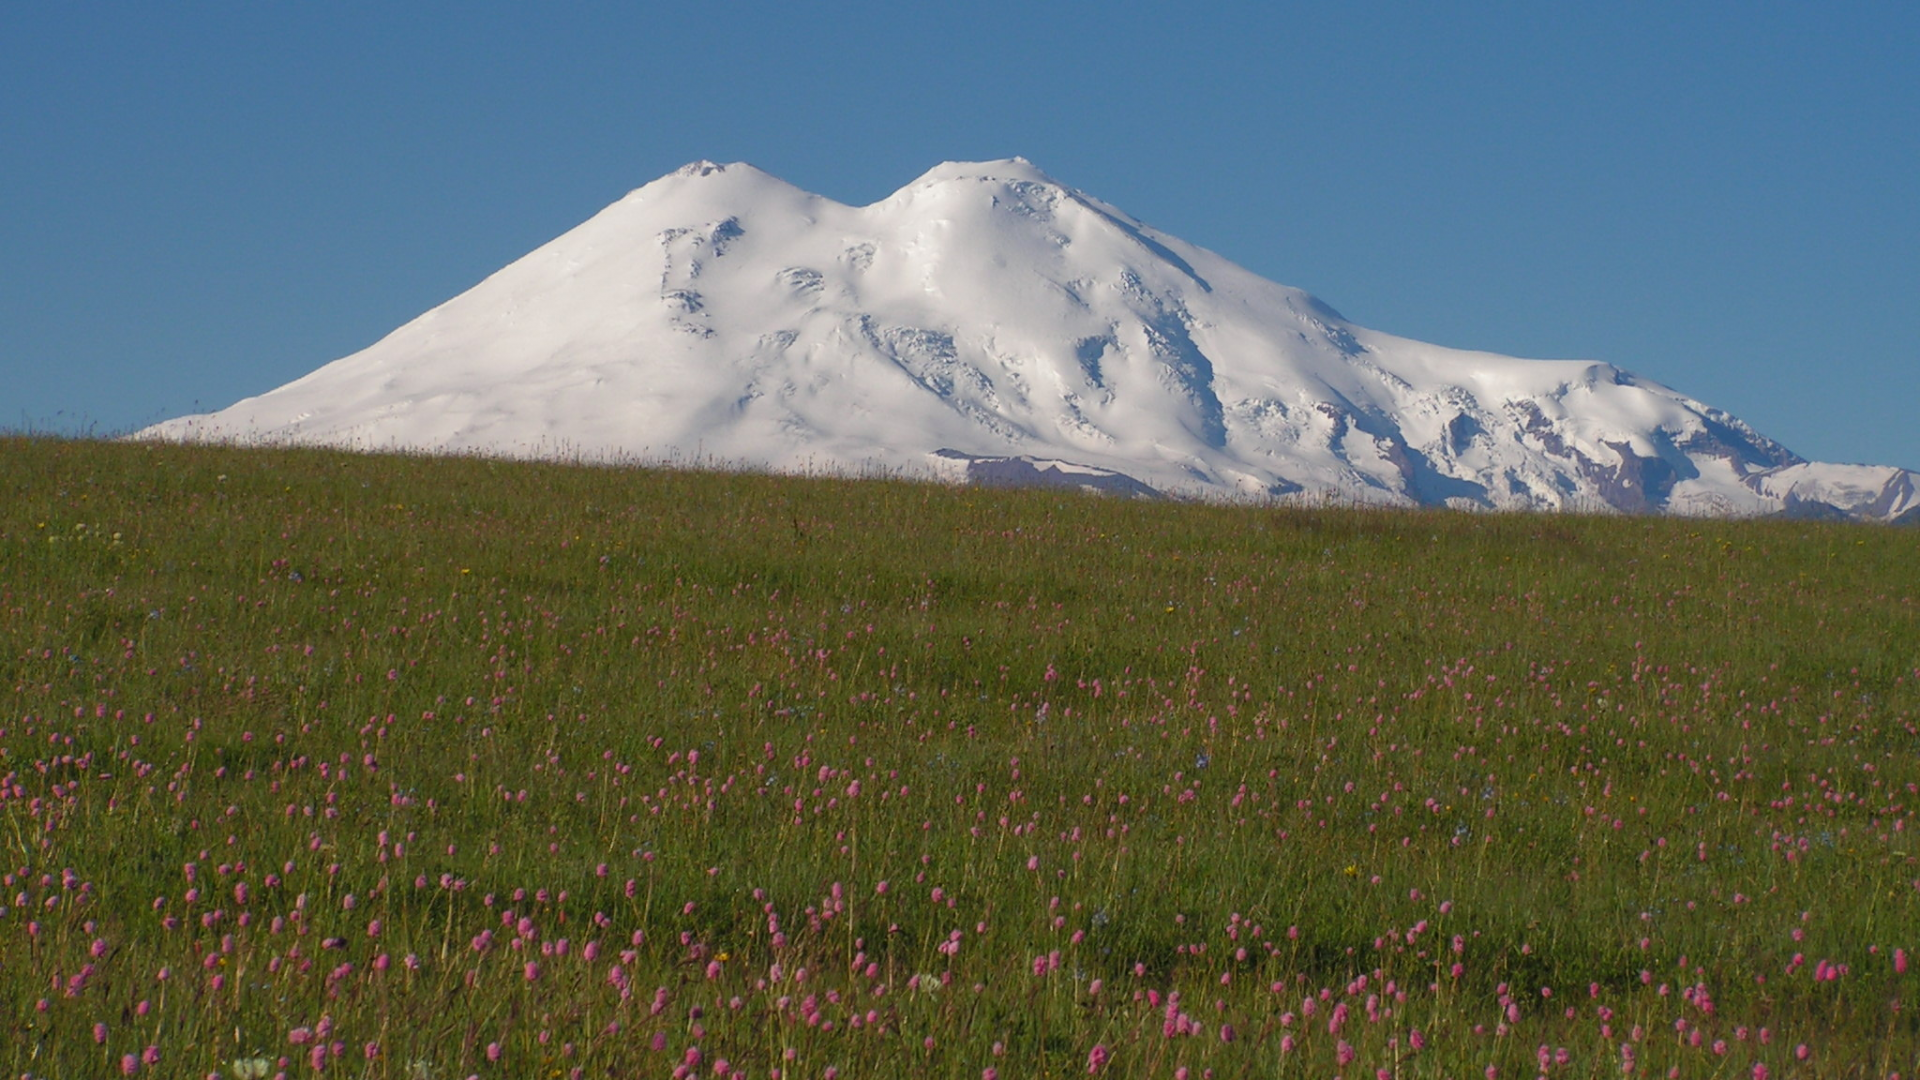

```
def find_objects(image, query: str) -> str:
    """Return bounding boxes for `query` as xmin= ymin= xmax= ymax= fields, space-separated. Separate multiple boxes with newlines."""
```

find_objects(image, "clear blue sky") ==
xmin=5 ymin=1 xmax=1916 ymax=468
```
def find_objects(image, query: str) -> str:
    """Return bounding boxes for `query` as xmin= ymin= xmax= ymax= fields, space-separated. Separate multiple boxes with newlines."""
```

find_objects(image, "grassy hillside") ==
xmin=3 ymin=435 xmax=1918 ymax=1079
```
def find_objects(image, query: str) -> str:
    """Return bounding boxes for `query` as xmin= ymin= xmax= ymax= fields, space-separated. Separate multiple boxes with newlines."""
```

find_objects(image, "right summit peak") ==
xmin=900 ymin=157 xmax=1062 ymax=191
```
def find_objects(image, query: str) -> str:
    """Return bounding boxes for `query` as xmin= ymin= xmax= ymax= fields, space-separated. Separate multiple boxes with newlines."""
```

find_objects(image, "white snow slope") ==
xmin=143 ymin=159 xmax=1919 ymax=521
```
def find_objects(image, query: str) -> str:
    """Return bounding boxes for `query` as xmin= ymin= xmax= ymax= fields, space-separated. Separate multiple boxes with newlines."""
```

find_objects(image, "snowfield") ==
xmin=141 ymin=159 xmax=1919 ymax=521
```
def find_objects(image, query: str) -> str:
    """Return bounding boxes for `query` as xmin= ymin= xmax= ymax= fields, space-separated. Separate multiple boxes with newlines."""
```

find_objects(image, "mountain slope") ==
xmin=142 ymin=159 xmax=1918 ymax=520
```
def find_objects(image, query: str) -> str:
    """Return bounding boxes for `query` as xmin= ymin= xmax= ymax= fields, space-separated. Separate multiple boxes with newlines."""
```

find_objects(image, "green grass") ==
xmin=3 ymin=434 xmax=1918 ymax=1079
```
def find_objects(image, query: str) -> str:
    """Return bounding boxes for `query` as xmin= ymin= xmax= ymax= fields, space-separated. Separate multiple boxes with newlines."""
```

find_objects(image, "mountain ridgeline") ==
xmin=144 ymin=159 xmax=1918 ymax=522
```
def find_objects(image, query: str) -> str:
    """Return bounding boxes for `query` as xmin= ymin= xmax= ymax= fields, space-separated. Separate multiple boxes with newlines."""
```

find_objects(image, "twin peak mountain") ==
xmin=146 ymin=158 xmax=1918 ymax=522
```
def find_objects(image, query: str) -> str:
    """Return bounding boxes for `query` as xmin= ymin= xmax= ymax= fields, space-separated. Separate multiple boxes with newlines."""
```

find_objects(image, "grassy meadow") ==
xmin=3 ymin=435 xmax=1919 ymax=1079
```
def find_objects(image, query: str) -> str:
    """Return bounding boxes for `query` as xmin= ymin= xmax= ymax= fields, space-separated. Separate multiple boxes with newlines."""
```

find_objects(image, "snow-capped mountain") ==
xmin=142 ymin=158 xmax=1918 ymax=521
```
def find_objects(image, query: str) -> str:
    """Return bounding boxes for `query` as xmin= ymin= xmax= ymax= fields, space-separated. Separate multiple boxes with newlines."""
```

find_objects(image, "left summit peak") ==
xmin=618 ymin=160 xmax=806 ymax=207
xmin=660 ymin=161 xmax=783 ymax=183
